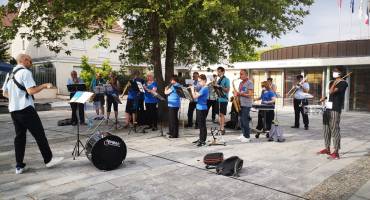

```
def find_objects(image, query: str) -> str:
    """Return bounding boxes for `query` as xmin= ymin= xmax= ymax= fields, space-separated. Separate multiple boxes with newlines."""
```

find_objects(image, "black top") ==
xmin=328 ymin=80 xmax=348 ymax=112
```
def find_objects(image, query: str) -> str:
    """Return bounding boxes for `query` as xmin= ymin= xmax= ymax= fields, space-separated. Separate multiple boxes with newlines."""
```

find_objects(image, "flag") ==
xmin=366 ymin=6 xmax=369 ymax=25
xmin=337 ymin=0 xmax=343 ymax=8
xmin=360 ymin=0 xmax=364 ymax=19
xmin=351 ymin=0 xmax=355 ymax=13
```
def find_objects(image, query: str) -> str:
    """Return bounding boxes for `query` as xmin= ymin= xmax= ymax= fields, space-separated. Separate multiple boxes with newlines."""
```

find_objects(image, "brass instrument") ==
xmin=120 ymin=81 xmax=131 ymax=98
xmin=232 ymin=79 xmax=241 ymax=113
xmin=287 ymin=76 xmax=307 ymax=98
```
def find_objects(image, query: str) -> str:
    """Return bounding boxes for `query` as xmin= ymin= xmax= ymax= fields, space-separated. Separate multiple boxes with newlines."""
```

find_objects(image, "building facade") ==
xmin=182 ymin=39 xmax=370 ymax=112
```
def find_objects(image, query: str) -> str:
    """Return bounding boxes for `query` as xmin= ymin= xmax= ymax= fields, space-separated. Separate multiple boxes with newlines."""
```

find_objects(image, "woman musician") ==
xmin=254 ymin=81 xmax=276 ymax=135
xmin=143 ymin=72 xmax=159 ymax=131
xmin=164 ymin=75 xmax=181 ymax=138
xmin=106 ymin=72 xmax=120 ymax=127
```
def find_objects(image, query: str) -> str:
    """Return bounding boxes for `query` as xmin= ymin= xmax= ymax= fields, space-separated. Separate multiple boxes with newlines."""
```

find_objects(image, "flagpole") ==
xmin=339 ymin=1 xmax=342 ymax=40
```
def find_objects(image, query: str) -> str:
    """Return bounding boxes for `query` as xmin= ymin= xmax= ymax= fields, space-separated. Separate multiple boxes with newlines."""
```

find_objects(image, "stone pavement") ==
xmin=0 ymin=105 xmax=370 ymax=200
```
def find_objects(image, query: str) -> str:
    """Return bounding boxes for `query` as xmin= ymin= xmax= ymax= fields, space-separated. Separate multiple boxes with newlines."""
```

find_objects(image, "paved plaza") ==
xmin=0 ymin=103 xmax=370 ymax=200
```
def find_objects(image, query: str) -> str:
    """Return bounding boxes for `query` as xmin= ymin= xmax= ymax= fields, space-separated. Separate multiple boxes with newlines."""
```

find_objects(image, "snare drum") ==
xmin=304 ymin=105 xmax=325 ymax=115
xmin=85 ymin=131 xmax=127 ymax=170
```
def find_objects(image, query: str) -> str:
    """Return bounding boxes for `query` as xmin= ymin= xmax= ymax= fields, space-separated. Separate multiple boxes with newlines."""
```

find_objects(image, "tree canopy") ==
xmin=1 ymin=0 xmax=313 ymax=82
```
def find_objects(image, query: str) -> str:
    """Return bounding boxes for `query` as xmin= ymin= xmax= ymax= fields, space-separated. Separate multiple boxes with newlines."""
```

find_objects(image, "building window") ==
xmin=349 ymin=66 xmax=370 ymax=112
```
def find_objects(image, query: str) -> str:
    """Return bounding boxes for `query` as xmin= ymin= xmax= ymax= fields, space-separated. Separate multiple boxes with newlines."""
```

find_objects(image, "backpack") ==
xmin=203 ymin=152 xmax=224 ymax=169
xmin=57 ymin=118 xmax=72 ymax=126
xmin=5 ymin=67 xmax=34 ymax=100
xmin=216 ymin=156 xmax=243 ymax=177
xmin=268 ymin=123 xmax=285 ymax=142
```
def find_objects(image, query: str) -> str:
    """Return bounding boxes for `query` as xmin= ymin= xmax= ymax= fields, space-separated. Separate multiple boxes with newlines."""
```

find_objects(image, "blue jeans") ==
xmin=240 ymin=106 xmax=251 ymax=138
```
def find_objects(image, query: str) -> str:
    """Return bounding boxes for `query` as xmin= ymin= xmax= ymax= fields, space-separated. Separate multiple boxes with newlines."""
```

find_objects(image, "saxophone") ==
xmin=232 ymin=79 xmax=241 ymax=113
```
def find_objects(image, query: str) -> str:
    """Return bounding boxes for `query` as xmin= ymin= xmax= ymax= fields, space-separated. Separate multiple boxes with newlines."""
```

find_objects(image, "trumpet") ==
xmin=232 ymin=79 xmax=241 ymax=113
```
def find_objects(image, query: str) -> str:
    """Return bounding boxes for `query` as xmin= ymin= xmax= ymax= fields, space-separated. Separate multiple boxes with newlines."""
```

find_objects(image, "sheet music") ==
xmin=136 ymin=81 xmax=145 ymax=93
xmin=70 ymin=91 xmax=94 ymax=103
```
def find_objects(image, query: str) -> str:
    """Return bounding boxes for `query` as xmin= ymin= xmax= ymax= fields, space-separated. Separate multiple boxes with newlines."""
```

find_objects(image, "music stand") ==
xmin=69 ymin=91 xmax=94 ymax=160
xmin=175 ymin=86 xmax=194 ymax=101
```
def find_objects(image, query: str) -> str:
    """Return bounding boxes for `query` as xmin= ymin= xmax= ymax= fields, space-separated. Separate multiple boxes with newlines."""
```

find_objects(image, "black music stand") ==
xmin=69 ymin=90 xmax=93 ymax=160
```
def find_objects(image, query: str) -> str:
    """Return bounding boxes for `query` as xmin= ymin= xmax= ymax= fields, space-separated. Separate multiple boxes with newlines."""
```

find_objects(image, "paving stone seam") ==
xmin=127 ymin=146 xmax=309 ymax=200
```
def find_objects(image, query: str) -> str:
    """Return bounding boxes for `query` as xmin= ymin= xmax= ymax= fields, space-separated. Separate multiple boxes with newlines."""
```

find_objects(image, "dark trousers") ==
xmin=107 ymin=96 xmax=118 ymax=112
xmin=168 ymin=107 xmax=179 ymax=138
xmin=145 ymin=103 xmax=158 ymax=128
xmin=240 ymin=106 xmax=251 ymax=138
xmin=10 ymin=106 xmax=53 ymax=168
xmin=256 ymin=110 xmax=275 ymax=131
xmin=293 ymin=98 xmax=309 ymax=127
xmin=207 ymin=100 xmax=218 ymax=120
xmin=187 ymin=101 xmax=197 ymax=126
xmin=70 ymin=103 xmax=85 ymax=123
xmin=196 ymin=109 xmax=207 ymax=142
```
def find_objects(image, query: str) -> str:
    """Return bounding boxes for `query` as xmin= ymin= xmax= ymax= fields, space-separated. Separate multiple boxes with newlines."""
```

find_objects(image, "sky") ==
xmin=1 ymin=0 xmax=369 ymax=47
xmin=263 ymin=0 xmax=370 ymax=47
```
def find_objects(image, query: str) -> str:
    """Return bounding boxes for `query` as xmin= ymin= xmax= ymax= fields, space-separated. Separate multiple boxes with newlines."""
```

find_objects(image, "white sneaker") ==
xmin=237 ymin=134 xmax=244 ymax=140
xmin=240 ymin=137 xmax=251 ymax=143
xmin=46 ymin=157 xmax=64 ymax=168
xmin=15 ymin=167 xmax=25 ymax=174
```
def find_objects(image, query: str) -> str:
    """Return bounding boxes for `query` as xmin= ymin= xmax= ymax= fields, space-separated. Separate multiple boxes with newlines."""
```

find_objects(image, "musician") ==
xmin=125 ymin=70 xmax=142 ymax=127
xmin=216 ymin=66 xmax=230 ymax=135
xmin=144 ymin=72 xmax=158 ymax=131
xmin=2 ymin=54 xmax=63 ymax=174
xmin=255 ymin=81 xmax=276 ymax=133
xmin=106 ymin=72 xmax=120 ymax=126
xmin=318 ymin=66 xmax=348 ymax=160
xmin=185 ymin=72 xmax=201 ymax=128
xmin=291 ymin=74 xmax=310 ymax=130
xmin=234 ymin=69 xmax=254 ymax=143
xmin=191 ymin=74 xmax=209 ymax=147
xmin=267 ymin=77 xmax=277 ymax=94
xmin=67 ymin=70 xmax=85 ymax=125
xmin=165 ymin=75 xmax=181 ymax=138
xmin=90 ymin=72 xmax=106 ymax=119
xmin=207 ymin=74 xmax=218 ymax=123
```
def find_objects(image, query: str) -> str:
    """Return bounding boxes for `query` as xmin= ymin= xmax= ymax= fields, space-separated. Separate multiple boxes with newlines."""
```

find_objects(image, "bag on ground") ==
xmin=216 ymin=156 xmax=243 ymax=176
xmin=203 ymin=152 xmax=224 ymax=169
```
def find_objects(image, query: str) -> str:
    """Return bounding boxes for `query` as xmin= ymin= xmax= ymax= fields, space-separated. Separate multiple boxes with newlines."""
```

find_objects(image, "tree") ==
xmin=0 ymin=0 xmax=313 ymax=116
xmin=0 ymin=38 xmax=10 ymax=62
xmin=80 ymin=56 xmax=112 ymax=89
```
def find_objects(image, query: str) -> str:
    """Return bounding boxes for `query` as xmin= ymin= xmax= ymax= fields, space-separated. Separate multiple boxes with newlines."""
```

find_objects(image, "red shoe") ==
xmin=328 ymin=152 xmax=340 ymax=160
xmin=317 ymin=149 xmax=331 ymax=155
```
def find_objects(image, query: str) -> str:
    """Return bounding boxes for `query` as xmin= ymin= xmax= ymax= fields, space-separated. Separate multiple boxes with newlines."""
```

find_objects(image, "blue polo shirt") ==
xmin=261 ymin=89 xmax=276 ymax=108
xmin=144 ymin=81 xmax=159 ymax=103
xmin=167 ymin=83 xmax=181 ymax=108
xmin=196 ymin=86 xmax=209 ymax=110
xmin=217 ymin=76 xmax=230 ymax=103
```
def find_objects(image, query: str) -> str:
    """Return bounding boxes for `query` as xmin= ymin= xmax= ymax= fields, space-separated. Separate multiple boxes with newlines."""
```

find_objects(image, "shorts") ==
xmin=93 ymin=95 xmax=105 ymax=108
xmin=219 ymin=102 xmax=228 ymax=115
xmin=125 ymin=99 xmax=138 ymax=114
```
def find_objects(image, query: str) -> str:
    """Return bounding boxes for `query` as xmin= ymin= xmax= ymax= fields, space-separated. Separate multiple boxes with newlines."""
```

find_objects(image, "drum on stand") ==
xmin=85 ymin=131 xmax=127 ymax=170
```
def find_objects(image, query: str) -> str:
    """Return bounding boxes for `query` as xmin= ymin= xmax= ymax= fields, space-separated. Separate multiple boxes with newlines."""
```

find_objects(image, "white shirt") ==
xmin=2 ymin=65 xmax=36 ymax=112
xmin=294 ymin=82 xmax=310 ymax=100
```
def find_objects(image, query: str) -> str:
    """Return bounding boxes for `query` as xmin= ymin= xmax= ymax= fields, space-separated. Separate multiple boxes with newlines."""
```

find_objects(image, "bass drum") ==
xmin=85 ymin=131 xmax=127 ymax=171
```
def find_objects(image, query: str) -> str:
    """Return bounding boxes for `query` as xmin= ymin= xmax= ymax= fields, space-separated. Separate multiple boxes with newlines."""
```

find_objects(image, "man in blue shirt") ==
xmin=185 ymin=72 xmax=201 ymax=128
xmin=190 ymin=74 xmax=209 ymax=146
xmin=216 ymin=67 xmax=230 ymax=135
xmin=165 ymin=75 xmax=181 ymax=138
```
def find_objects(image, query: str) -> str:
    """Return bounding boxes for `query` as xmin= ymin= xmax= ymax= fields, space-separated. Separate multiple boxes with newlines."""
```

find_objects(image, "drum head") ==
xmin=91 ymin=135 xmax=127 ymax=171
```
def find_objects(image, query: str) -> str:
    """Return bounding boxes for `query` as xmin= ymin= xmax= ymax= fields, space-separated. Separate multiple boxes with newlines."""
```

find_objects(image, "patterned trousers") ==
xmin=323 ymin=110 xmax=341 ymax=150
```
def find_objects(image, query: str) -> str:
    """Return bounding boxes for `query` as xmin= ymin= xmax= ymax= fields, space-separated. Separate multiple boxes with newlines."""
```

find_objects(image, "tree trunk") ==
xmin=149 ymin=12 xmax=168 ymax=122
xmin=164 ymin=26 xmax=176 ymax=83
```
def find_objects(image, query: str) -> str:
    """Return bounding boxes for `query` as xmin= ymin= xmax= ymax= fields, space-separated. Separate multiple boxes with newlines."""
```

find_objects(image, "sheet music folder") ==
xmin=175 ymin=86 xmax=193 ymax=101
xmin=67 ymin=84 xmax=86 ymax=93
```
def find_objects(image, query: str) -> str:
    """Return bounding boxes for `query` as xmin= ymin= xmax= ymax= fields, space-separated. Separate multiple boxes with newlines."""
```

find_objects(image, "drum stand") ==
xmin=209 ymin=127 xmax=226 ymax=146
xmin=72 ymin=104 xmax=85 ymax=160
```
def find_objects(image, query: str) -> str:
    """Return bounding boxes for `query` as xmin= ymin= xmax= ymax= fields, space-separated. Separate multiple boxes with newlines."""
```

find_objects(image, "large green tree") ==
xmin=0 ymin=0 xmax=313 ymax=115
